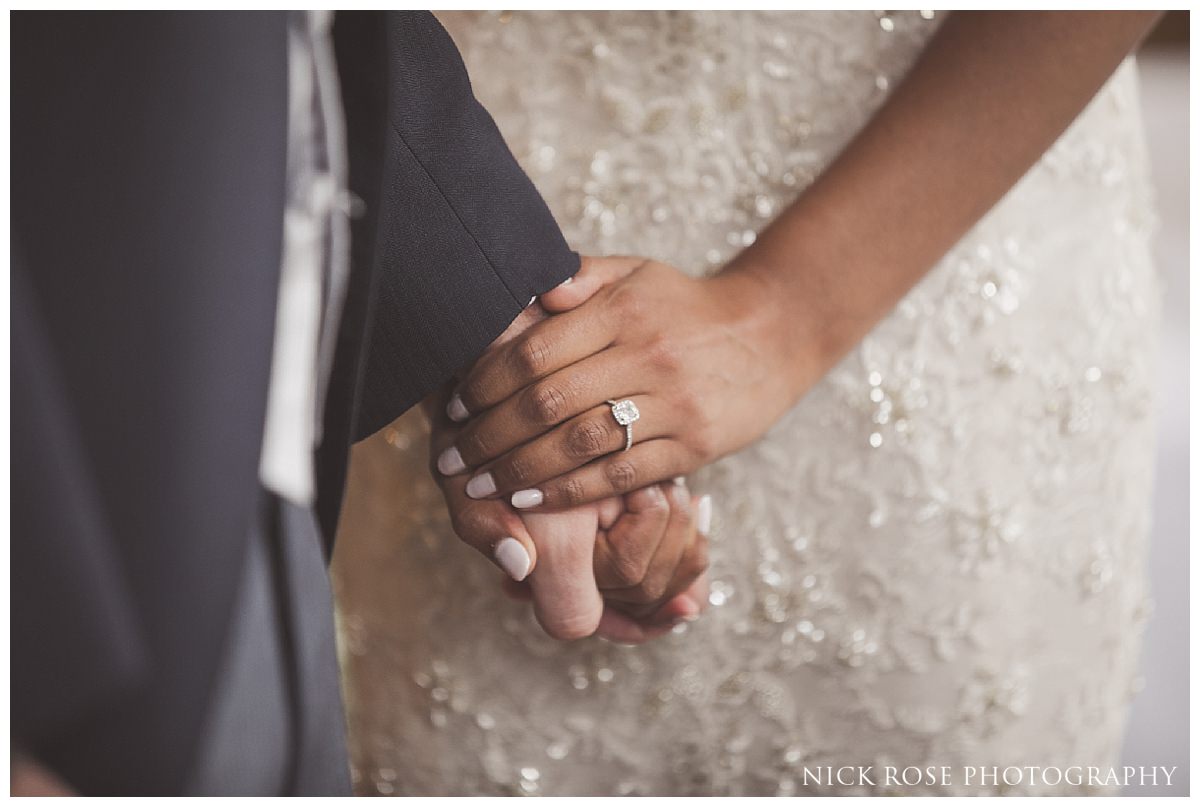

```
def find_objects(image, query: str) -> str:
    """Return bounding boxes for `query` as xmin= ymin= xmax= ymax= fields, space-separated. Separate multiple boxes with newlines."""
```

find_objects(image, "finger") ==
xmin=662 ymin=495 xmax=712 ymax=600
xmin=452 ymin=301 xmax=616 ymax=418
xmin=464 ymin=396 xmax=671 ymax=503
xmin=643 ymin=571 xmax=710 ymax=626
xmin=592 ymin=485 xmax=671 ymax=590
xmin=503 ymin=438 xmax=690 ymax=511
xmin=523 ymin=508 xmax=604 ymax=641
xmin=445 ymin=346 xmax=645 ymax=470
xmin=609 ymin=492 xmax=711 ymax=620
xmin=594 ymin=605 xmax=676 ymax=645
xmin=680 ymin=571 xmax=711 ymax=616
xmin=426 ymin=382 xmax=468 ymax=462
xmin=428 ymin=389 xmax=541 ymax=580
xmin=444 ymin=492 xmax=539 ymax=583
xmin=538 ymin=255 xmax=645 ymax=313
xmin=649 ymin=497 xmax=712 ymax=613
xmin=596 ymin=496 xmax=623 ymax=530
xmin=421 ymin=380 xmax=459 ymax=423
xmin=601 ymin=482 xmax=693 ymax=607
xmin=442 ymin=301 xmax=549 ymax=421
xmin=594 ymin=571 xmax=710 ymax=644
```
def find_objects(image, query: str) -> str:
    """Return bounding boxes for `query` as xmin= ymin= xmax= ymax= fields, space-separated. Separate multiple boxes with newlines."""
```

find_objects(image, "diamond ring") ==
xmin=606 ymin=399 xmax=640 ymax=452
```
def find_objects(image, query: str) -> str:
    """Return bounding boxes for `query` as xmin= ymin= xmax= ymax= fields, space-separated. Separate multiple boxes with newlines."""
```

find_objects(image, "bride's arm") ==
xmin=439 ymin=11 xmax=1161 ymax=510
xmin=729 ymin=10 xmax=1162 ymax=387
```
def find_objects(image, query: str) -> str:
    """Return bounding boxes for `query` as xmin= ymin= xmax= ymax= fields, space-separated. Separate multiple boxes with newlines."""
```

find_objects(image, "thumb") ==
xmin=539 ymin=255 xmax=644 ymax=313
xmin=523 ymin=508 xmax=604 ymax=641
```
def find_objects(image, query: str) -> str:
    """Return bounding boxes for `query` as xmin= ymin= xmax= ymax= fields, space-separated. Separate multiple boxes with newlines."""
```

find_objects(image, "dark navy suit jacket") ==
xmin=12 ymin=11 xmax=576 ymax=793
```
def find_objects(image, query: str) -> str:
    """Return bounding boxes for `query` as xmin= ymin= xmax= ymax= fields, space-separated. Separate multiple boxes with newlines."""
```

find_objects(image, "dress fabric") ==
xmin=332 ymin=11 xmax=1161 ymax=796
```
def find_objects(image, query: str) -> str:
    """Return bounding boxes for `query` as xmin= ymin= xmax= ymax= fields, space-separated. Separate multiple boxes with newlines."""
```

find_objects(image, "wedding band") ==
xmin=606 ymin=399 xmax=640 ymax=452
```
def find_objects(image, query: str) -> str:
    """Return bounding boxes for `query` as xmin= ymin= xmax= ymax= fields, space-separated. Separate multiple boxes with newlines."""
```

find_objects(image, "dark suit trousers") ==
xmin=184 ymin=496 xmax=350 ymax=795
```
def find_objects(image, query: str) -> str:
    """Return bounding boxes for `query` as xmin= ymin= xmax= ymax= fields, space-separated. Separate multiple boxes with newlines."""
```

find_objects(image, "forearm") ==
xmin=726 ymin=11 xmax=1160 ymax=393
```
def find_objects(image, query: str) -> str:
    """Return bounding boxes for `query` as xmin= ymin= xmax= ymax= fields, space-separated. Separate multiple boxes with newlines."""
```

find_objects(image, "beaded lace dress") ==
xmin=332 ymin=11 xmax=1160 ymax=795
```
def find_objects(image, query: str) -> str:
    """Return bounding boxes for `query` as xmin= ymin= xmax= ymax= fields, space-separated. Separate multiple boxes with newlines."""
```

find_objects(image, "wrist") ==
xmin=713 ymin=255 xmax=827 ymax=405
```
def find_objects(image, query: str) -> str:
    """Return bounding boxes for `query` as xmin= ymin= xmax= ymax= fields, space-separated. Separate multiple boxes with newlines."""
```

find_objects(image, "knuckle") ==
xmin=646 ymin=335 xmax=682 ymax=373
xmin=457 ymin=363 xmax=500 ymax=412
xmin=458 ymin=426 xmax=494 ymax=464
xmin=514 ymin=336 xmax=553 ymax=377
xmin=566 ymin=418 xmax=611 ymax=460
xmin=690 ymin=424 xmax=719 ymax=460
xmin=638 ymin=577 xmax=668 ymax=603
xmin=499 ymin=453 xmax=535 ymax=487
xmin=608 ymin=553 xmax=646 ymax=589
xmin=608 ymin=284 xmax=644 ymax=323
xmin=676 ymin=387 xmax=705 ymax=419
xmin=558 ymin=476 xmax=589 ymax=508
xmin=523 ymin=381 xmax=570 ymax=426
xmin=457 ymin=380 xmax=484 ymax=413
xmin=604 ymin=459 xmax=639 ymax=493
xmin=450 ymin=504 xmax=491 ymax=546
xmin=542 ymin=612 xmax=599 ymax=642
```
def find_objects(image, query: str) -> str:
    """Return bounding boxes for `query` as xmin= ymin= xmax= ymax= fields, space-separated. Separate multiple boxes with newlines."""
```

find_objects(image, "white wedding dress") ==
xmin=332 ymin=11 xmax=1161 ymax=795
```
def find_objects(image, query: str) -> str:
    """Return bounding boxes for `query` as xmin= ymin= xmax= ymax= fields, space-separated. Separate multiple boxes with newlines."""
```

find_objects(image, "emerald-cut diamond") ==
xmin=610 ymin=399 xmax=640 ymax=426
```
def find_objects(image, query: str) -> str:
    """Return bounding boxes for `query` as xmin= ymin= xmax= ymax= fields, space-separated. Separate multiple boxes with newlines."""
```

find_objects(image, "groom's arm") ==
xmin=335 ymin=11 xmax=579 ymax=442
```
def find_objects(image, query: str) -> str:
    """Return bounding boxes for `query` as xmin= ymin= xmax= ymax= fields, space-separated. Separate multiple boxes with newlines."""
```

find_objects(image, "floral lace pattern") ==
xmin=332 ymin=11 xmax=1160 ymax=795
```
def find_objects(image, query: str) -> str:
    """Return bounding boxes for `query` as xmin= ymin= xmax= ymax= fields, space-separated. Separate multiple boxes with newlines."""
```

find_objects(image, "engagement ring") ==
xmin=606 ymin=399 xmax=640 ymax=452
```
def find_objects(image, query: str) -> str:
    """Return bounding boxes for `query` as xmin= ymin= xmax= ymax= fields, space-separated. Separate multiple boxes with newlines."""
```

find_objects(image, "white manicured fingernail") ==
xmin=447 ymin=394 xmax=469 ymax=422
xmin=696 ymin=495 xmax=713 ymax=536
xmin=670 ymin=482 xmax=691 ymax=510
xmin=673 ymin=476 xmax=686 ymax=486
xmin=437 ymin=446 xmax=466 ymax=475
xmin=511 ymin=488 xmax=544 ymax=509
xmin=557 ymin=276 xmax=574 ymax=286
xmin=494 ymin=537 xmax=531 ymax=581
xmin=466 ymin=472 xmax=496 ymax=499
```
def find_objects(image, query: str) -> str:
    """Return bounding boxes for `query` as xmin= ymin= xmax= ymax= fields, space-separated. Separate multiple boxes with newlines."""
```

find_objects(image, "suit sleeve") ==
xmin=338 ymin=11 xmax=579 ymax=441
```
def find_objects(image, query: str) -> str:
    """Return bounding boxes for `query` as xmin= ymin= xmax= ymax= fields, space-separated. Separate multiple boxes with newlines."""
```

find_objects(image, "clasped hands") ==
xmin=426 ymin=254 xmax=801 ymax=643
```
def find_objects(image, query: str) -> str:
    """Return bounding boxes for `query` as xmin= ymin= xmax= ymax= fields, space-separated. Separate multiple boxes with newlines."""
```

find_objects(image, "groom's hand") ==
xmin=508 ymin=482 xmax=711 ymax=644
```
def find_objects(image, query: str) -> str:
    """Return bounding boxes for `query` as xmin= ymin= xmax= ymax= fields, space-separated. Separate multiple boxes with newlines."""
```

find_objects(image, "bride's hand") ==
xmin=437 ymin=256 xmax=806 ymax=510
xmin=428 ymin=389 xmax=710 ymax=641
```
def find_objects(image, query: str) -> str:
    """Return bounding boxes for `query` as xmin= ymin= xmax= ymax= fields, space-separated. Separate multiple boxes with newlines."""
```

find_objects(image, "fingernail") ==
xmin=494 ymin=537 xmax=532 ymax=581
xmin=511 ymin=488 xmax=544 ymax=509
xmin=466 ymin=472 xmax=496 ymax=499
xmin=696 ymin=495 xmax=713 ymax=536
xmin=437 ymin=446 xmax=466 ymax=475
xmin=670 ymin=482 xmax=691 ymax=510
xmin=557 ymin=276 xmax=574 ymax=286
xmin=447 ymin=394 xmax=469 ymax=422
xmin=673 ymin=476 xmax=686 ymax=486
